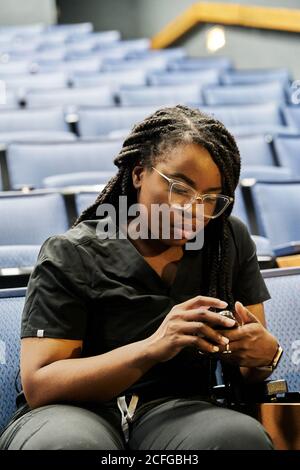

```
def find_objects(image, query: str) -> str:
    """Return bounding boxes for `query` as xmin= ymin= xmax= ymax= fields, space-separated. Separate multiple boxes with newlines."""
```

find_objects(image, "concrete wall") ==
xmin=0 ymin=0 xmax=56 ymax=26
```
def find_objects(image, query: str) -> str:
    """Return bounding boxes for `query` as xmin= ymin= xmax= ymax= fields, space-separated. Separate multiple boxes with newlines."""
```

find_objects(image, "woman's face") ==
xmin=131 ymin=142 xmax=222 ymax=247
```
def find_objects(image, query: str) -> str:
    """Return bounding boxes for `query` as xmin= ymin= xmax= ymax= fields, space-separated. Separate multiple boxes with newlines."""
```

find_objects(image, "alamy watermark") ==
xmin=95 ymin=196 xmax=205 ymax=250
xmin=290 ymin=80 xmax=300 ymax=105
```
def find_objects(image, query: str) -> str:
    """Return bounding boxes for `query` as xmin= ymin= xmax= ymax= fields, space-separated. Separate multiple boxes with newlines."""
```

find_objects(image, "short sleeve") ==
xmin=229 ymin=217 xmax=271 ymax=306
xmin=21 ymin=235 xmax=88 ymax=340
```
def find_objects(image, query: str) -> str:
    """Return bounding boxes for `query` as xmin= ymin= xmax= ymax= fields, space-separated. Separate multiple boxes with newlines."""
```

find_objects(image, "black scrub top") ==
xmin=21 ymin=215 xmax=270 ymax=404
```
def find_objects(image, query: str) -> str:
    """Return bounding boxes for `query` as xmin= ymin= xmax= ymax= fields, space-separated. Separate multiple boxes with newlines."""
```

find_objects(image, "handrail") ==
xmin=151 ymin=2 xmax=300 ymax=49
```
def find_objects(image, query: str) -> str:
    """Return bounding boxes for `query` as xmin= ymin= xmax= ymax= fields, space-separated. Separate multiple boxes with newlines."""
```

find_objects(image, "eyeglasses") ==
xmin=152 ymin=167 xmax=233 ymax=219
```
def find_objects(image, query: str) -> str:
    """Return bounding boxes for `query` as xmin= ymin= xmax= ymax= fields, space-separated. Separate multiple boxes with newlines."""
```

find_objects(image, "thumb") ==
xmin=234 ymin=301 xmax=259 ymax=325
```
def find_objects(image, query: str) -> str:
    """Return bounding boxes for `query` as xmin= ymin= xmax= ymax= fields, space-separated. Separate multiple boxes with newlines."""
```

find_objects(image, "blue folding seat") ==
xmin=0 ymin=245 xmax=40 ymax=270
xmin=273 ymin=136 xmax=300 ymax=176
xmin=262 ymin=267 xmax=300 ymax=392
xmin=147 ymin=69 xmax=220 ymax=86
xmin=168 ymin=56 xmax=232 ymax=71
xmin=77 ymin=106 xmax=157 ymax=138
xmin=75 ymin=191 xmax=100 ymax=215
xmin=0 ymin=192 xmax=69 ymax=245
xmin=0 ymin=61 xmax=32 ymax=76
xmin=250 ymin=181 xmax=300 ymax=255
xmin=0 ymin=131 xmax=76 ymax=146
xmin=0 ymin=287 xmax=26 ymax=431
xmin=3 ymin=72 xmax=69 ymax=99
xmin=119 ymin=84 xmax=203 ymax=106
xmin=193 ymin=103 xmax=284 ymax=128
xmin=221 ymin=68 xmax=290 ymax=85
xmin=282 ymin=106 xmax=300 ymax=130
xmin=236 ymin=135 xmax=275 ymax=166
xmin=240 ymin=166 xmax=292 ymax=181
xmin=0 ymin=108 xmax=69 ymax=133
xmin=42 ymin=172 xmax=113 ymax=189
xmin=71 ymin=69 xmax=147 ymax=89
xmin=46 ymin=23 xmax=93 ymax=35
xmin=102 ymin=56 xmax=169 ymax=72
xmin=0 ymin=90 xmax=18 ymax=109
xmin=6 ymin=140 xmax=122 ymax=189
xmin=25 ymin=86 xmax=115 ymax=109
xmin=128 ymin=48 xmax=186 ymax=60
xmin=203 ymin=82 xmax=286 ymax=106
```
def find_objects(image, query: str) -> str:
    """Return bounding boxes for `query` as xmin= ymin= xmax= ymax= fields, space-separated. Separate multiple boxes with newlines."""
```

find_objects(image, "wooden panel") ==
xmin=151 ymin=2 xmax=300 ymax=49
xmin=276 ymin=255 xmax=300 ymax=268
xmin=256 ymin=403 xmax=300 ymax=450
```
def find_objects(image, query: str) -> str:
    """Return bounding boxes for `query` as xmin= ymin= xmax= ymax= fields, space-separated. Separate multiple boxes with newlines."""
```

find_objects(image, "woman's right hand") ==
xmin=146 ymin=295 xmax=236 ymax=363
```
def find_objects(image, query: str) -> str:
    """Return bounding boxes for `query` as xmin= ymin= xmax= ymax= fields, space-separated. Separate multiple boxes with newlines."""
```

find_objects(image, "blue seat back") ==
xmin=0 ymin=288 xmax=25 ymax=431
xmin=7 ymin=140 xmax=122 ymax=189
xmin=273 ymin=136 xmax=300 ymax=176
xmin=77 ymin=106 xmax=157 ymax=137
xmin=251 ymin=181 xmax=300 ymax=246
xmin=0 ymin=108 xmax=68 ymax=133
xmin=203 ymin=82 xmax=285 ymax=106
xmin=236 ymin=135 xmax=275 ymax=166
xmin=221 ymin=68 xmax=290 ymax=85
xmin=0 ymin=193 xmax=69 ymax=245
xmin=282 ymin=106 xmax=300 ymax=129
xmin=75 ymin=192 xmax=99 ymax=215
xmin=147 ymin=69 xmax=220 ymax=86
xmin=119 ymin=84 xmax=203 ymax=106
xmin=193 ymin=103 xmax=283 ymax=127
xmin=263 ymin=268 xmax=300 ymax=392
xmin=26 ymin=86 xmax=115 ymax=108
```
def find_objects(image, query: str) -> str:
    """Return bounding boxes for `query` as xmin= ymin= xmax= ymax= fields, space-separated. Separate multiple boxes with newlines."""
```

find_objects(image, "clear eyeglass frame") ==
xmin=152 ymin=166 xmax=234 ymax=219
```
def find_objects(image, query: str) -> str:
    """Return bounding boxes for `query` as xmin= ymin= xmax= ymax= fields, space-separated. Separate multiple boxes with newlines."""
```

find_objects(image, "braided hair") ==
xmin=73 ymin=105 xmax=241 ymax=309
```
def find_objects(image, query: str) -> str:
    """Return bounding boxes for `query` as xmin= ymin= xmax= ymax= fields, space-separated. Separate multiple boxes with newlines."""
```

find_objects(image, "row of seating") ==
xmin=1 ymin=266 xmax=299 ymax=431
xmin=0 ymin=104 xmax=299 ymax=141
xmin=1 ymin=132 xmax=300 ymax=189
xmin=1 ymin=76 xmax=298 ymax=107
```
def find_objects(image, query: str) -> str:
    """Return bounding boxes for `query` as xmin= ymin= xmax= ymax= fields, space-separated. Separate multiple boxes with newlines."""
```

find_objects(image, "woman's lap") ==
xmin=0 ymin=397 xmax=274 ymax=450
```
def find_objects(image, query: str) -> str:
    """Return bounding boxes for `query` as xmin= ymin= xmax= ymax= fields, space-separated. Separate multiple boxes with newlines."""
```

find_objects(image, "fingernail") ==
xmin=218 ymin=300 xmax=228 ymax=307
xmin=212 ymin=346 xmax=219 ymax=352
xmin=220 ymin=336 xmax=229 ymax=345
xmin=225 ymin=318 xmax=236 ymax=326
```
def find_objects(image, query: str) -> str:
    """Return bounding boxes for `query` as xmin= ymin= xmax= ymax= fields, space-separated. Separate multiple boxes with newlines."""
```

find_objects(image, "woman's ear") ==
xmin=132 ymin=165 xmax=146 ymax=190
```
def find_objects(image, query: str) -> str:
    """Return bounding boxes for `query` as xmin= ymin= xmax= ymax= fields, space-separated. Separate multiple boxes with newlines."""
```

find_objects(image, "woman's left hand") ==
xmin=217 ymin=301 xmax=278 ymax=368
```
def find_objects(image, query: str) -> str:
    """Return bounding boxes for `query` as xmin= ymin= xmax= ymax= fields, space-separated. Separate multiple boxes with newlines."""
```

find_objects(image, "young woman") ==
xmin=0 ymin=105 xmax=279 ymax=450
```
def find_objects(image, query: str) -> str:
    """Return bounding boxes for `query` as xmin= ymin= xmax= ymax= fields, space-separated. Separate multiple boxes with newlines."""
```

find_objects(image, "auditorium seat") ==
xmin=119 ymin=84 xmax=203 ymax=106
xmin=75 ymin=191 xmax=100 ymax=215
xmin=0 ymin=61 xmax=32 ymax=76
xmin=147 ymin=69 xmax=221 ymax=86
xmin=282 ymin=105 xmax=300 ymax=129
xmin=221 ymin=68 xmax=290 ymax=85
xmin=71 ymin=69 xmax=147 ymax=89
xmin=101 ymin=56 xmax=170 ymax=72
xmin=240 ymin=166 xmax=292 ymax=181
xmin=6 ymin=140 xmax=122 ymax=189
xmin=273 ymin=135 xmax=300 ymax=176
xmin=249 ymin=181 xmax=300 ymax=256
xmin=25 ymin=86 xmax=115 ymax=109
xmin=0 ymin=108 xmax=69 ymax=133
xmin=262 ymin=267 xmax=300 ymax=392
xmin=0 ymin=192 xmax=69 ymax=245
xmin=0 ymin=90 xmax=19 ymax=109
xmin=0 ymin=287 xmax=25 ymax=431
xmin=168 ymin=56 xmax=233 ymax=71
xmin=3 ymin=72 xmax=69 ymax=99
xmin=193 ymin=103 xmax=284 ymax=128
xmin=77 ymin=106 xmax=157 ymax=137
xmin=0 ymin=131 xmax=76 ymax=145
xmin=236 ymin=135 xmax=275 ymax=166
xmin=0 ymin=245 xmax=40 ymax=270
xmin=42 ymin=171 xmax=114 ymax=188
xmin=203 ymin=82 xmax=286 ymax=106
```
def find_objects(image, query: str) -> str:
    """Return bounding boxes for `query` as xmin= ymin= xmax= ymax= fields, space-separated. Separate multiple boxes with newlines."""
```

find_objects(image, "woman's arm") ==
xmin=21 ymin=337 xmax=158 ymax=409
xmin=239 ymin=303 xmax=277 ymax=383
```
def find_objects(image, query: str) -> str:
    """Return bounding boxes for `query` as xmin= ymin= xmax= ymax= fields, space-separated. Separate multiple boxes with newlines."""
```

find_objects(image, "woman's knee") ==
xmin=180 ymin=407 xmax=274 ymax=450
xmin=0 ymin=404 xmax=126 ymax=450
